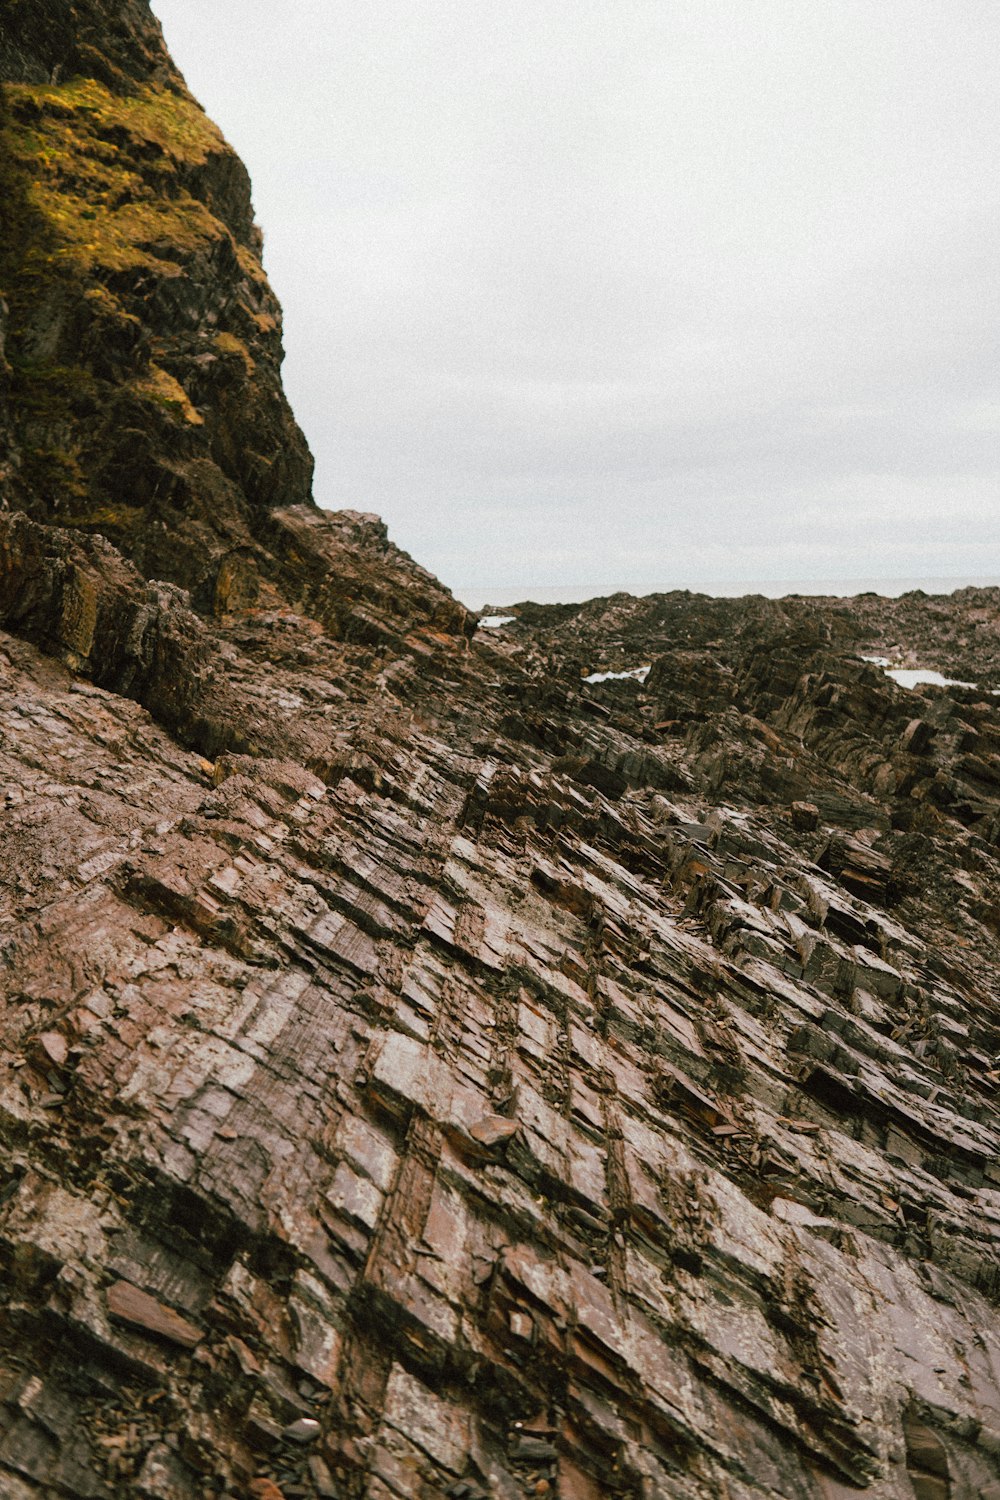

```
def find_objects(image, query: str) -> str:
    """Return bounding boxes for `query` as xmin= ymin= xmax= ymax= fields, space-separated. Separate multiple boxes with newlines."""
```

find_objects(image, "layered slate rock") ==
xmin=4 ymin=555 xmax=1000 ymax=1500
xmin=4 ymin=5 xmax=1000 ymax=1500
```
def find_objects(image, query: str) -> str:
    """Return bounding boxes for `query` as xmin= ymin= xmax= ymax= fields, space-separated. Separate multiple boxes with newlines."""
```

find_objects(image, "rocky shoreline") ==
xmin=2 ymin=5 xmax=1000 ymax=1499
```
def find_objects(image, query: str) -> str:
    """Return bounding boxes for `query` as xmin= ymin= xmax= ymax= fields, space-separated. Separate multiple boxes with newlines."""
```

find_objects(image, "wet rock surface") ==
xmin=3 ymin=5 xmax=1000 ymax=1499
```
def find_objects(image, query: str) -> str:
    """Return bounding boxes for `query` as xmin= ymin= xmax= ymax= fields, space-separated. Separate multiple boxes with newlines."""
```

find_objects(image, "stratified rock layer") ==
xmin=4 ymin=545 xmax=1000 ymax=1500
xmin=3 ymin=6 xmax=1000 ymax=1500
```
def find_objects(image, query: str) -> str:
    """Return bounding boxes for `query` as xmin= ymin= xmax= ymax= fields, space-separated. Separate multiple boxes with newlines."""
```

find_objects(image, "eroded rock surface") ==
xmin=5 ymin=547 xmax=1000 ymax=1500
xmin=3 ymin=5 xmax=1000 ymax=1500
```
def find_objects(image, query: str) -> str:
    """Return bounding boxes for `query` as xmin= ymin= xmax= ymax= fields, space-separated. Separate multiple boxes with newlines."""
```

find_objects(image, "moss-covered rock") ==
xmin=0 ymin=2 xmax=466 ymax=643
xmin=0 ymin=1 xmax=313 ymax=600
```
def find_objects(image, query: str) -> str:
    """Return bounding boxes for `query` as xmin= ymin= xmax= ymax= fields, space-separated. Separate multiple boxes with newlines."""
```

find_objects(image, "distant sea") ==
xmin=456 ymin=575 xmax=1000 ymax=612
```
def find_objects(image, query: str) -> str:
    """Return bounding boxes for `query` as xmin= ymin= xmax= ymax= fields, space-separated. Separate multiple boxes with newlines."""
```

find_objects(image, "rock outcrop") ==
xmin=0 ymin=0 xmax=314 ymax=605
xmin=3 ymin=6 xmax=1000 ymax=1500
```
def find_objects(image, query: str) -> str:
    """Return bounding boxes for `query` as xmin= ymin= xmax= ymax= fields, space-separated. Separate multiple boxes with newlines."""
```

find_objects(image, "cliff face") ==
xmin=0 ymin=0 xmax=172 ymax=88
xmin=0 ymin=0 xmax=315 ymax=607
xmin=0 ymin=0 xmax=466 ymax=638
xmin=3 ymin=8 xmax=1000 ymax=1500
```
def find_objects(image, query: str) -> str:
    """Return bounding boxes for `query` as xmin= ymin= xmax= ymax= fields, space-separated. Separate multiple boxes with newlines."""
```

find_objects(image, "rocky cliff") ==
xmin=0 ymin=0 xmax=464 ymax=639
xmin=3 ymin=6 xmax=1000 ymax=1500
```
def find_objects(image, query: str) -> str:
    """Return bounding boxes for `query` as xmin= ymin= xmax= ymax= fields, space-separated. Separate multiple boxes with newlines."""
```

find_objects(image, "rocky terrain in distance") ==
xmin=3 ymin=6 xmax=1000 ymax=1500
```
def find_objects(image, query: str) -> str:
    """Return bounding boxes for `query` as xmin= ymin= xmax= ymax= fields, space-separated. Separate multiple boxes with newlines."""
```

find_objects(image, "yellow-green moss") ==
xmin=6 ymin=76 xmax=226 ymax=168
xmin=213 ymin=331 xmax=256 ymax=375
xmin=0 ymin=73 xmax=279 ymax=518
xmin=56 ymin=502 xmax=146 ymax=530
xmin=0 ymin=78 xmax=246 ymax=277
xmin=235 ymin=242 xmax=269 ymax=287
xmin=132 ymin=363 xmax=203 ymax=425
xmin=28 ymin=180 xmax=222 ymax=272
xmin=16 ymin=363 xmax=100 ymax=412
xmin=20 ymin=444 xmax=89 ymax=504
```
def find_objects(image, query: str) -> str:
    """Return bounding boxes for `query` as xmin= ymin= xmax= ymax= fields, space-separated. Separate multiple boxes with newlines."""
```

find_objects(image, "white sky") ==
xmin=149 ymin=1 xmax=1000 ymax=597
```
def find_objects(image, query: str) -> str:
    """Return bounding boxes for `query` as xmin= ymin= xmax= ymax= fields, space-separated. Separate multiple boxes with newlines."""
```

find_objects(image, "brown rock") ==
xmin=3 ymin=8 xmax=1000 ymax=1500
xmin=900 ymin=718 xmax=935 ymax=754
xmin=509 ymin=1311 xmax=534 ymax=1341
xmin=904 ymin=1420 xmax=949 ymax=1478
xmin=790 ymin=800 xmax=820 ymax=831
xmin=511 ymin=1436 xmax=559 ymax=1462
xmin=308 ymin=1455 xmax=339 ymax=1498
xmin=248 ymin=1482 xmax=286 ymax=1500
xmin=908 ymin=1478 xmax=948 ymax=1500
xmin=468 ymin=1115 xmax=521 ymax=1147
xmin=33 ymin=1030 xmax=68 ymax=1070
xmin=245 ymin=1410 xmax=283 ymax=1451
xmin=105 ymin=1281 xmax=202 ymax=1349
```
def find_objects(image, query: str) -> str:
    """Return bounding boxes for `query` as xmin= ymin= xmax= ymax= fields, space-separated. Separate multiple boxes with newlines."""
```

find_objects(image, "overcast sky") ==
xmin=150 ymin=1 xmax=999 ymax=600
